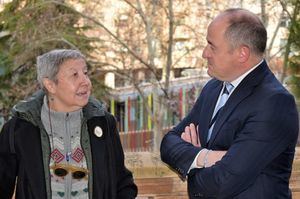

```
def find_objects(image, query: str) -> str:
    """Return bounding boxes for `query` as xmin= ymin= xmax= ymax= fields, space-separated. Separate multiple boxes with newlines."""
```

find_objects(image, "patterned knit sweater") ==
xmin=41 ymin=97 xmax=89 ymax=199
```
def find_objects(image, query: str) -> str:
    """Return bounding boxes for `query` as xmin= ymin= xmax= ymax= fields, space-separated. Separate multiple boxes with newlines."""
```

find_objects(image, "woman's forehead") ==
xmin=59 ymin=59 xmax=87 ymax=71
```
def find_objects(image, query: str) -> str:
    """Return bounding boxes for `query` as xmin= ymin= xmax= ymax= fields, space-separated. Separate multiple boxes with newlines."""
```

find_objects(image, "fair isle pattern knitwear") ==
xmin=41 ymin=97 xmax=89 ymax=199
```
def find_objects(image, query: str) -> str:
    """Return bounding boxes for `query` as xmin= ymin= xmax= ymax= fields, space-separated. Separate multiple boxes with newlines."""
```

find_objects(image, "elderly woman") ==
xmin=0 ymin=49 xmax=137 ymax=199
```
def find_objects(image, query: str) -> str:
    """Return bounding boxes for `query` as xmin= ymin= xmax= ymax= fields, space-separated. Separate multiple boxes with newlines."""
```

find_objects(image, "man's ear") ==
xmin=42 ymin=78 xmax=56 ymax=94
xmin=238 ymin=45 xmax=250 ymax=63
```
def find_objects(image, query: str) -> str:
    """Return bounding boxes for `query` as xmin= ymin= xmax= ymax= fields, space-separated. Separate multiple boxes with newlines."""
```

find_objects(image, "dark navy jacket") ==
xmin=161 ymin=61 xmax=299 ymax=198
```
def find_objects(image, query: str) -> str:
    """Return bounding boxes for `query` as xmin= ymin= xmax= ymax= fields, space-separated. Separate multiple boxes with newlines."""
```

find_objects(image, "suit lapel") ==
xmin=207 ymin=84 xmax=253 ymax=147
xmin=201 ymin=82 xmax=223 ymax=146
xmin=208 ymin=61 xmax=270 ymax=146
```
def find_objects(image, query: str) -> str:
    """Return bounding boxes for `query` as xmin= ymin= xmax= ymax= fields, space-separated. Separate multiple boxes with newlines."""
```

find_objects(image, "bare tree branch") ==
xmin=266 ymin=11 xmax=284 ymax=61
xmin=164 ymin=0 xmax=174 ymax=93
xmin=279 ymin=0 xmax=292 ymax=19
xmin=123 ymin=0 xmax=147 ymax=25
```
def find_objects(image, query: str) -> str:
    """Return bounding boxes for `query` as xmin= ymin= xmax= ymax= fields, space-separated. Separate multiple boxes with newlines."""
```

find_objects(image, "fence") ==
xmin=119 ymin=127 xmax=172 ymax=152
xmin=119 ymin=130 xmax=154 ymax=152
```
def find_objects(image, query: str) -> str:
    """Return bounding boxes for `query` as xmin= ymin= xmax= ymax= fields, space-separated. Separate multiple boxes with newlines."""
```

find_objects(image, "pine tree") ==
xmin=0 ymin=0 xmax=94 ymax=118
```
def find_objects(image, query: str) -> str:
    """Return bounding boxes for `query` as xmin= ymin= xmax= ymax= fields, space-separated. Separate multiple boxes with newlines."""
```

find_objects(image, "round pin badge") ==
xmin=94 ymin=126 xmax=103 ymax=137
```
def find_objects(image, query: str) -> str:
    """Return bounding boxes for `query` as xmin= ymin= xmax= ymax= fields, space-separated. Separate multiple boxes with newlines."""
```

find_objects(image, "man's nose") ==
xmin=202 ymin=46 xmax=209 ymax=59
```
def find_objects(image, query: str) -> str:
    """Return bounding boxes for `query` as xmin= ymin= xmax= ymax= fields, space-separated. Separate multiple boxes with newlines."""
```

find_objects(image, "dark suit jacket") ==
xmin=160 ymin=61 xmax=299 ymax=199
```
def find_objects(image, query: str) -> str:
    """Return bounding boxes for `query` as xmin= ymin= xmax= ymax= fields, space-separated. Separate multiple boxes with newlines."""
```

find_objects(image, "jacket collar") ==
xmin=11 ymin=90 xmax=106 ymax=125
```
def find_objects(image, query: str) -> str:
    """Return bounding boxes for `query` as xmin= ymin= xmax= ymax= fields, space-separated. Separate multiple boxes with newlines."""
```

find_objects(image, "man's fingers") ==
xmin=181 ymin=133 xmax=191 ymax=143
xmin=197 ymin=125 xmax=201 ymax=147
xmin=189 ymin=123 xmax=199 ymax=147
xmin=181 ymin=124 xmax=201 ymax=147
xmin=181 ymin=132 xmax=186 ymax=141
xmin=184 ymin=126 xmax=192 ymax=143
xmin=181 ymin=126 xmax=192 ymax=143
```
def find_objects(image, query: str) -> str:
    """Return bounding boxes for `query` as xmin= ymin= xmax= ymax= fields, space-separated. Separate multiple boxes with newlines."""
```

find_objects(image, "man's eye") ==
xmin=73 ymin=72 xmax=78 ymax=77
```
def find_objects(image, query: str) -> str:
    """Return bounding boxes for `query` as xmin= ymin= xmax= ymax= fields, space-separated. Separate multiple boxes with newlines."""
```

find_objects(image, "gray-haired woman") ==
xmin=0 ymin=49 xmax=137 ymax=199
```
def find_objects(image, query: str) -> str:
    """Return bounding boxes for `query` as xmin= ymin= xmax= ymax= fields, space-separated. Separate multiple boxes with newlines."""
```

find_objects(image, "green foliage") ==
xmin=284 ymin=0 xmax=300 ymax=99
xmin=90 ymin=76 xmax=111 ymax=105
xmin=285 ymin=75 xmax=300 ymax=98
xmin=0 ymin=0 xmax=95 ymax=117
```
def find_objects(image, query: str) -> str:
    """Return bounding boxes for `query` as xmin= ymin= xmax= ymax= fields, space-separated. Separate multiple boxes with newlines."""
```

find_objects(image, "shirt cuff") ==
xmin=188 ymin=149 xmax=205 ymax=173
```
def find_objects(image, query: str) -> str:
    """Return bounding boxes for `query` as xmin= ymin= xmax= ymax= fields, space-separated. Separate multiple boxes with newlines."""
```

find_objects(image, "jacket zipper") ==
xmin=65 ymin=113 xmax=72 ymax=199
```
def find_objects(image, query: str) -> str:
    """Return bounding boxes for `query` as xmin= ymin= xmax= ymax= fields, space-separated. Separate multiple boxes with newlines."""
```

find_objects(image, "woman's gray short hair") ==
xmin=36 ymin=49 xmax=86 ymax=89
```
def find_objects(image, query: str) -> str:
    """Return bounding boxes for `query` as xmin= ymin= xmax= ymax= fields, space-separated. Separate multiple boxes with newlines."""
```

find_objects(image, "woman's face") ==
xmin=48 ymin=58 xmax=92 ymax=112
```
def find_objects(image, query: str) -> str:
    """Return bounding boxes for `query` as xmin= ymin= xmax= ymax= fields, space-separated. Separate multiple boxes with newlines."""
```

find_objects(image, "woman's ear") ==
xmin=42 ymin=78 xmax=56 ymax=94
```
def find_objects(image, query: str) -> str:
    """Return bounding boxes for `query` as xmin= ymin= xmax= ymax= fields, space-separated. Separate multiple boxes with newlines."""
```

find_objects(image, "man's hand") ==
xmin=181 ymin=123 xmax=200 ymax=147
xmin=181 ymin=124 xmax=227 ymax=167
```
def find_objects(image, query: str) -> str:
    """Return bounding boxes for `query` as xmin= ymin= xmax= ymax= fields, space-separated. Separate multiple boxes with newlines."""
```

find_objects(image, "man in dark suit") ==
xmin=160 ymin=8 xmax=299 ymax=199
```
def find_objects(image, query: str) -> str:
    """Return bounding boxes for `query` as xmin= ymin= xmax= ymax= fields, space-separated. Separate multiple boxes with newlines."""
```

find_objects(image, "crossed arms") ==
xmin=181 ymin=123 xmax=226 ymax=168
xmin=160 ymin=93 xmax=298 ymax=198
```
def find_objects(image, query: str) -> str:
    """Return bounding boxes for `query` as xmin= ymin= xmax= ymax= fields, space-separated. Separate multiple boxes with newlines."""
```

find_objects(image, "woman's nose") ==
xmin=80 ymin=73 xmax=91 ymax=84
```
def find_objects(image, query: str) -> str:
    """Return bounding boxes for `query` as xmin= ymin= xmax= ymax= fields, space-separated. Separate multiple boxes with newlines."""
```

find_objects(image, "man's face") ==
xmin=50 ymin=58 xmax=92 ymax=112
xmin=202 ymin=17 xmax=239 ymax=82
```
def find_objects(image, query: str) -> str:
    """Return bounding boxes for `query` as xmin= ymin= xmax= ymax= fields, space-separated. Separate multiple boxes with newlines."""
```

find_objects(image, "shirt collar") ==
xmin=229 ymin=59 xmax=264 ymax=90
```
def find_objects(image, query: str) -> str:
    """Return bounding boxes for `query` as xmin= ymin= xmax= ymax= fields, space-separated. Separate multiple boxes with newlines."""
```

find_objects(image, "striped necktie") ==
xmin=207 ymin=82 xmax=234 ymax=142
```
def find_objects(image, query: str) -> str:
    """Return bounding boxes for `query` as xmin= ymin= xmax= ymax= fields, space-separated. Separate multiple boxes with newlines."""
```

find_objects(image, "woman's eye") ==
xmin=73 ymin=72 xmax=78 ymax=77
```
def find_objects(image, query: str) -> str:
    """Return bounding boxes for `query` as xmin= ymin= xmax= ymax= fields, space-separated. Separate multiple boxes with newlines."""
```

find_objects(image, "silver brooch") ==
xmin=94 ymin=126 xmax=103 ymax=137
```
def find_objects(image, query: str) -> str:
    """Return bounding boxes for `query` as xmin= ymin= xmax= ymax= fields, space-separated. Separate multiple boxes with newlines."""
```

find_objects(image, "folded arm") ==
xmin=181 ymin=123 xmax=226 ymax=168
xmin=161 ymin=93 xmax=298 ymax=198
